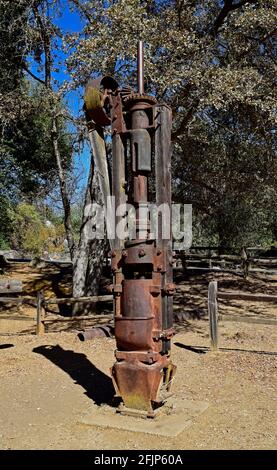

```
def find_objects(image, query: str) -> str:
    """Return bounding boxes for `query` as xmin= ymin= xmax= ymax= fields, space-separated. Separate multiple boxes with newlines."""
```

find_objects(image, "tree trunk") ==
xmin=72 ymin=143 xmax=108 ymax=314
xmin=51 ymin=115 xmax=75 ymax=260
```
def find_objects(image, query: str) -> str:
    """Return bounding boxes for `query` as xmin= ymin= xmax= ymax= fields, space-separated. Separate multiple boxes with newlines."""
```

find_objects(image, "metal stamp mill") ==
xmin=84 ymin=41 xmax=176 ymax=418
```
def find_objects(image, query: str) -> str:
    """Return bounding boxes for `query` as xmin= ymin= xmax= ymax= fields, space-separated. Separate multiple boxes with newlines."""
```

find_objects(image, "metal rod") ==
xmin=137 ymin=40 xmax=144 ymax=94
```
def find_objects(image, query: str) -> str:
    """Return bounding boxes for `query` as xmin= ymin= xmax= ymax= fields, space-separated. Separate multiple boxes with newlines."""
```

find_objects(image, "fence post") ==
xmin=36 ymin=291 xmax=45 ymax=335
xmin=208 ymin=281 xmax=218 ymax=351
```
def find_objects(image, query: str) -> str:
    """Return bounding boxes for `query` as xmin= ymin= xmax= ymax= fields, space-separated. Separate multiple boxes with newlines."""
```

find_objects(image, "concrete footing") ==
xmin=80 ymin=398 xmax=209 ymax=437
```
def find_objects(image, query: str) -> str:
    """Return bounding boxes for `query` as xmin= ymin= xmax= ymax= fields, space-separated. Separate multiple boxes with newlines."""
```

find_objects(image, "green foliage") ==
xmin=0 ymin=82 xmax=73 ymax=245
xmin=0 ymin=194 xmax=13 ymax=249
xmin=1 ymin=0 xmax=276 ymax=252
xmin=173 ymin=106 xmax=277 ymax=248
xmin=68 ymin=0 xmax=277 ymax=248
xmin=7 ymin=203 xmax=66 ymax=255
xmin=0 ymin=0 xmax=77 ymax=257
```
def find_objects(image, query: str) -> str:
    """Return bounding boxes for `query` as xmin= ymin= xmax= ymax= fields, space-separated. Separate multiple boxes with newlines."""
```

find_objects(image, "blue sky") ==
xmin=29 ymin=2 xmax=91 ymax=196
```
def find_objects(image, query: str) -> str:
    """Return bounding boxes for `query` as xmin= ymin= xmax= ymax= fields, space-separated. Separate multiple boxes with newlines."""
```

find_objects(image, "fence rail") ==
xmin=0 ymin=292 xmax=113 ymax=334
xmin=208 ymin=281 xmax=277 ymax=351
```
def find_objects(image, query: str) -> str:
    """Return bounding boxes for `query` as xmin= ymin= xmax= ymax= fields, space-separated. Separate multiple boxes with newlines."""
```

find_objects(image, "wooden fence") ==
xmin=208 ymin=281 xmax=277 ymax=351
xmin=177 ymin=250 xmax=277 ymax=276
xmin=36 ymin=292 xmax=113 ymax=334
xmin=0 ymin=292 xmax=113 ymax=334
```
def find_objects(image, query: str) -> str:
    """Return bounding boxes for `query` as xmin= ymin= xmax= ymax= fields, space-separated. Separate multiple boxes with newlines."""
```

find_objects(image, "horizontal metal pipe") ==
xmin=77 ymin=325 xmax=114 ymax=341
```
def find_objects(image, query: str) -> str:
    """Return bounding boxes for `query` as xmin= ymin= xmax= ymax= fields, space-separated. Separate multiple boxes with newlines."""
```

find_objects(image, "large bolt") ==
xmin=138 ymin=249 xmax=145 ymax=257
xmin=122 ymin=250 xmax=128 ymax=258
xmin=164 ymin=283 xmax=175 ymax=295
xmin=105 ymin=284 xmax=114 ymax=293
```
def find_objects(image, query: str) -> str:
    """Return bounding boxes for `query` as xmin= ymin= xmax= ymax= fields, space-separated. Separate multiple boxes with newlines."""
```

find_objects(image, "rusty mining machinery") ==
xmin=84 ymin=41 xmax=176 ymax=418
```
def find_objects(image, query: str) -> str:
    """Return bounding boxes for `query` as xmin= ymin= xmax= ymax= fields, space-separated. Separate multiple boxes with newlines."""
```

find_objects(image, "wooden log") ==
xmin=208 ymin=281 xmax=218 ymax=351
xmin=36 ymin=291 xmax=45 ymax=335
xmin=88 ymin=125 xmax=113 ymax=250
xmin=251 ymin=258 xmax=277 ymax=265
xmin=0 ymin=279 xmax=23 ymax=293
xmin=0 ymin=316 xmax=33 ymax=321
xmin=218 ymin=315 xmax=277 ymax=326
xmin=112 ymin=131 xmax=126 ymax=250
xmin=43 ymin=314 xmax=113 ymax=322
xmin=44 ymin=295 xmax=113 ymax=305
xmin=0 ymin=297 xmax=36 ymax=305
xmin=185 ymin=267 xmax=242 ymax=273
xmin=249 ymin=268 xmax=277 ymax=274
xmin=218 ymin=292 xmax=277 ymax=302
xmin=155 ymin=104 xmax=174 ymax=337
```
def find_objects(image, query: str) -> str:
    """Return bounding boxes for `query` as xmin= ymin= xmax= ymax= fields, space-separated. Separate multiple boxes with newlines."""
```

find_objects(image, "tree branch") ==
xmin=32 ymin=4 xmax=52 ymax=88
xmin=51 ymin=115 xmax=76 ymax=259
xmin=237 ymin=27 xmax=277 ymax=61
xmin=172 ymin=99 xmax=199 ymax=141
xmin=21 ymin=64 xmax=46 ymax=86
xmin=70 ymin=0 xmax=93 ymax=25
xmin=211 ymin=0 xmax=257 ymax=36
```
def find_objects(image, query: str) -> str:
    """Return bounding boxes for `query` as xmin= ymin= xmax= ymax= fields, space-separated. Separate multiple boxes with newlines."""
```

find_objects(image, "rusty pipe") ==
xmin=78 ymin=325 xmax=114 ymax=341
xmin=137 ymin=40 xmax=144 ymax=95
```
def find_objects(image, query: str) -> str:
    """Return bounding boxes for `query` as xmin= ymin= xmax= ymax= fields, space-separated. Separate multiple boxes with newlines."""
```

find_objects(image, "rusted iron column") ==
xmin=110 ymin=43 xmax=176 ymax=418
xmin=83 ymin=43 xmax=176 ymax=417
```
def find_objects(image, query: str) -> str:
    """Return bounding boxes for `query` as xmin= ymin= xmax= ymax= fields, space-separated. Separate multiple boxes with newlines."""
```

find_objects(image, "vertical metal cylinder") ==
xmin=131 ymin=107 xmax=149 ymax=238
xmin=111 ymin=47 xmax=176 ymax=416
xmin=137 ymin=41 xmax=144 ymax=95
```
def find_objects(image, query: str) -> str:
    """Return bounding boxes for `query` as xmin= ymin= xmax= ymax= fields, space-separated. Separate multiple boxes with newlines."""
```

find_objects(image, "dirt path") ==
xmin=0 ymin=264 xmax=276 ymax=449
xmin=0 ymin=320 xmax=276 ymax=450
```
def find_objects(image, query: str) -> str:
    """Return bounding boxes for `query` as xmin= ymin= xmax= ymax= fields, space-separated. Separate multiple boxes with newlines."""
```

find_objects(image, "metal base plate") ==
xmin=79 ymin=398 xmax=209 ymax=437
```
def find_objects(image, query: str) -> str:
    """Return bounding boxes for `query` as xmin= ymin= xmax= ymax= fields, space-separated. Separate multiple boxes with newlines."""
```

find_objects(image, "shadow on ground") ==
xmin=33 ymin=345 xmax=115 ymax=405
xmin=0 ymin=343 xmax=14 ymax=349
xmin=174 ymin=341 xmax=277 ymax=356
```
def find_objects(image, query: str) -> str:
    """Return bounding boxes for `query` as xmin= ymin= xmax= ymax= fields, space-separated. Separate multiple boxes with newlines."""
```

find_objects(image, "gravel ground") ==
xmin=0 ymin=264 xmax=276 ymax=449
xmin=0 ymin=320 xmax=276 ymax=450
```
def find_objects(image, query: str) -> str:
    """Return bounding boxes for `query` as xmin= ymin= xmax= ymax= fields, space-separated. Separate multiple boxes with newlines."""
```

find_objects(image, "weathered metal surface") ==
xmin=77 ymin=325 xmax=114 ymax=341
xmin=84 ymin=76 xmax=119 ymax=127
xmin=137 ymin=40 xmax=144 ymax=95
xmin=83 ymin=42 xmax=176 ymax=416
xmin=112 ymin=354 xmax=170 ymax=415
xmin=154 ymin=104 xmax=174 ymax=354
xmin=131 ymin=128 xmax=152 ymax=172
xmin=109 ymin=44 xmax=176 ymax=415
xmin=115 ymin=316 xmax=155 ymax=351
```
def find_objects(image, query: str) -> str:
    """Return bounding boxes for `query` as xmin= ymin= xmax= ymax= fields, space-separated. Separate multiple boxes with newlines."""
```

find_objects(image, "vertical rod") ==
xmin=36 ymin=291 xmax=45 ymax=335
xmin=137 ymin=40 xmax=144 ymax=95
xmin=208 ymin=281 xmax=218 ymax=351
